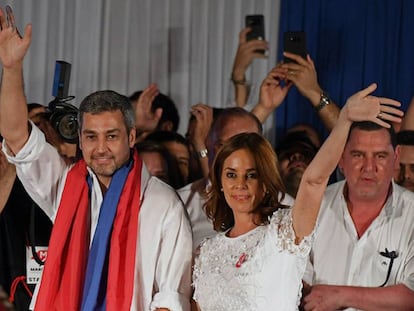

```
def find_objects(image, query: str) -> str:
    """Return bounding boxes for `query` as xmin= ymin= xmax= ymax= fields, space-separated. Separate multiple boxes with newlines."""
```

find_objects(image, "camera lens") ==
xmin=57 ymin=114 xmax=78 ymax=143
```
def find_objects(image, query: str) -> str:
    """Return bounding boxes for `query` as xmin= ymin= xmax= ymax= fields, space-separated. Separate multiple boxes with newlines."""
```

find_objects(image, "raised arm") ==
xmin=188 ymin=103 xmax=213 ymax=179
xmin=131 ymin=83 xmax=162 ymax=143
xmin=251 ymin=64 xmax=292 ymax=123
xmin=281 ymin=52 xmax=341 ymax=131
xmin=0 ymin=148 xmax=16 ymax=213
xmin=0 ymin=6 xmax=32 ymax=155
xmin=292 ymin=83 xmax=403 ymax=239
xmin=231 ymin=27 xmax=268 ymax=108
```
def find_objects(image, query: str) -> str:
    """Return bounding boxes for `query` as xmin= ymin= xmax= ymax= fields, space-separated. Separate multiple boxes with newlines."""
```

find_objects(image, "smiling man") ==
xmin=0 ymin=6 xmax=191 ymax=311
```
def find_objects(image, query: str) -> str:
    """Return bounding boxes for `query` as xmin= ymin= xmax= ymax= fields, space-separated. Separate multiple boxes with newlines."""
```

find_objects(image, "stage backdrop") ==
xmin=0 ymin=0 xmax=281 ymax=141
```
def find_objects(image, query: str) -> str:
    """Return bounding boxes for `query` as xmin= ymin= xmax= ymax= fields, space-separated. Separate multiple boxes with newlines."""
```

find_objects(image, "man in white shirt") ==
xmin=302 ymin=121 xmax=414 ymax=310
xmin=0 ymin=6 xmax=191 ymax=311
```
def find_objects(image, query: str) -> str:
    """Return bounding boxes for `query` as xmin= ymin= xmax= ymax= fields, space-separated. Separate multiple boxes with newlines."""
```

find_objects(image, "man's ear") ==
xmin=338 ymin=156 xmax=345 ymax=174
xmin=129 ymin=128 xmax=137 ymax=148
xmin=78 ymin=131 xmax=83 ymax=150
xmin=394 ymin=145 xmax=401 ymax=170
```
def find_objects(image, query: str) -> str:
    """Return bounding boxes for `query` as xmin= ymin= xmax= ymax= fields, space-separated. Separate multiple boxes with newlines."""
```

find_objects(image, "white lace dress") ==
xmin=193 ymin=208 xmax=312 ymax=311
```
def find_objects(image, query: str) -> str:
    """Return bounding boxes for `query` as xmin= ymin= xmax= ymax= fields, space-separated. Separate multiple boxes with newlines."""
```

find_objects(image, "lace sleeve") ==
xmin=192 ymin=239 xmax=205 ymax=301
xmin=270 ymin=208 xmax=313 ymax=257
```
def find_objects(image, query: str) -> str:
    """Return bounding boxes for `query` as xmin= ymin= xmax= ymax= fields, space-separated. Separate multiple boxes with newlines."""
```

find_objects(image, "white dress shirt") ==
xmin=304 ymin=180 xmax=414 ymax=308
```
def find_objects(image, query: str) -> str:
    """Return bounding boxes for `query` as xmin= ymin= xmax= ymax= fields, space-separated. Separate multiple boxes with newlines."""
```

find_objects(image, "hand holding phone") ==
xmin=245 ymin=15 xmax=265 ymax=41
xmin=245 ymin=15 xmax=265 ymax=54
xmin=283 ymin=31 xmax=307 ymax=63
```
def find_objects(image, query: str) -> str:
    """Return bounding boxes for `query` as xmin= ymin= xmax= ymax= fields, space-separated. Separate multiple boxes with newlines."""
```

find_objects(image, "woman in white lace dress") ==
xmin=192 ymin=84 xmax=403 ymax=311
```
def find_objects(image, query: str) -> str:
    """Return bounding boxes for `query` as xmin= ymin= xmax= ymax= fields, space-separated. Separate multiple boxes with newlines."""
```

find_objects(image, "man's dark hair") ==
xmin=209 ymin=107 xmax=263 ymax=138
xmin=129 ymin=91 xmax=179 ymax=132
xmin=79 ymin=90 xmax=135 ymax=132
xmin=349 ymin=121 xmax=397 ymax=149
xmin=145 ymin=130 xmax=188 ymax=146
xmin=397 ymin=130 xmax=414 ymax=146
xmin=135 ymin=140 xmax=183 ymax=188
xmin=276 ymin=130 xmax=318 ymax=161
xmin=27 ymin=102 xmax=46 ymax=113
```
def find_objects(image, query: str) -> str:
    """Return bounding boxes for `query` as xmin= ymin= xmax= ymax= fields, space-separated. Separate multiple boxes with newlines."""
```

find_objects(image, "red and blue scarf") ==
xmin=35 ymin=150 xmax=142 ymax=310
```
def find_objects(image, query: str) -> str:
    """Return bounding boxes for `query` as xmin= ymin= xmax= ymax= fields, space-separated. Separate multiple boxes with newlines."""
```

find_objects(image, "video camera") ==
xmin=47 ymin=61 xmax=78 ymax=144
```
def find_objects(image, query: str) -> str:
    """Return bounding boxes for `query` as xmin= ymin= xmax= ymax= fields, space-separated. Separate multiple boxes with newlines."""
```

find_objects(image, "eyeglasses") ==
xmin=378 ymin=248 xmax=398 ymax=287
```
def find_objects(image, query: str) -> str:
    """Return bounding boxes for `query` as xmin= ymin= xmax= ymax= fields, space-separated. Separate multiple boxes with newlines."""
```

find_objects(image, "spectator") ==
xmin=230 ymin=27 xmax=269 ymax=109
xmin=0 ymin=7 xmax=192 ymax=310
xmin=129 ymin=84 xmax=180 ymax=143
xmin=136 ymin=140 xmax=184 ymax=189
xmin=395 ymin=96 xmax=414 ymax=192
xmin=395 ymin=131 xmax=414 ymax=191
xmin=285 ymin=123 xmax=322 ymax=148
xmin=145 ymin=130 xmax=190 ymax=188
xmin=135 ymin=140 xmax=170 ymax=184
xmin=276 ymin=131 xmax=318 ymax=197
xmin=185 ymin=105 xmax=222 ymax=182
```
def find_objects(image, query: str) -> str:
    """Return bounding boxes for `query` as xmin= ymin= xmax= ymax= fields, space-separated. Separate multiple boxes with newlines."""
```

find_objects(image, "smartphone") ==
xmin=245 ymin=15 xmax=265 ymax=41
xmin=283 ymin=31 xmax=307 ymax=63
xmin=245 ymin=15 xmax=265 ymax=54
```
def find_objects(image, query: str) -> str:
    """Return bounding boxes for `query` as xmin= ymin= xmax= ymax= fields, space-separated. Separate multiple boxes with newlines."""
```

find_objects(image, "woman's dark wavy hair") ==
xmin=205 ymin=132 xmax=287 ymax=232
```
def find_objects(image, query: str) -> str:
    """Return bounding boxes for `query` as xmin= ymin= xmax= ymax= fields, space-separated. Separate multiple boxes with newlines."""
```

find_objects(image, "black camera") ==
xmin=47 ymin=99 xmax=78 ymax=144
xmin=47 ymin=60 xmax=78 ymax=144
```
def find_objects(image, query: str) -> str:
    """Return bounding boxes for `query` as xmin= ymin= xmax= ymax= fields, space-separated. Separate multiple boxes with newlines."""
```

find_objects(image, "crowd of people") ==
xmin=0 ymin=5 xmax=413 ymax=311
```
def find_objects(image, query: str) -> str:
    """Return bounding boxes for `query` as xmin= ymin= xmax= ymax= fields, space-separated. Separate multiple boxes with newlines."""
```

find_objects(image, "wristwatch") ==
xmin=197 ymin=148 xmax=208 ymax=158
xmin=314 ymin=91 xmax=331 ymax=112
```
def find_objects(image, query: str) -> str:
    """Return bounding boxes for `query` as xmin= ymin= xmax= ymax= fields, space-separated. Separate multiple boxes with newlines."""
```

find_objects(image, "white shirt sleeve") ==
xmin=2 ymin=122 xmax=70 ymax=221
xmin=150 ymin=197 xmax=192 ymax=310
xmin=138 ymin=176 xmax=192 ymax=311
